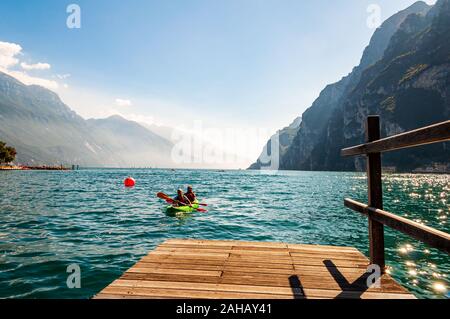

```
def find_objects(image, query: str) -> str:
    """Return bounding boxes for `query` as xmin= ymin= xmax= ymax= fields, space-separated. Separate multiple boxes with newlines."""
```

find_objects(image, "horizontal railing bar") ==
xmin=344 ymin=198 xmax=450 ymax=254
xmin=341 ymin=120 xmax=450 ymax=156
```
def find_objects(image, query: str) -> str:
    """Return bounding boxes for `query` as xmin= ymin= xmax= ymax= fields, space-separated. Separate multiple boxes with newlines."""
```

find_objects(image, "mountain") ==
xmin=0 ymin=72 xmax=110 ymax=166
xmin=0 ymin=71 xmax=173 ymax=167
xmin=250 ymin=1 xmax=449 ymax=172
xmin=139 ymin=122 xmax=176 ymax=143
xmin=248 ymin=116 xmax=301 ymax=169
xmin=87 ymin=115 xmax=173 ymax=167
xmin=316 ymin=0 xmax=450 ymax=172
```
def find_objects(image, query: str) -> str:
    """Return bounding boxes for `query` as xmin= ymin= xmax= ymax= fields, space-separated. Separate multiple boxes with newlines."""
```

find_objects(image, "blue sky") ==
xmin=0 ymin=0 xmax=436 ymax=166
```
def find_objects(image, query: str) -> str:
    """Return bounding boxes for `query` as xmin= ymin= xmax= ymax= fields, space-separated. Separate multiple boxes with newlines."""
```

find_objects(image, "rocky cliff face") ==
xmin=251 ymin=1 xmax=449 ymax=172
xmin=318 ymin=0 xmax=450 ymax=172
xmin=248 ymin=116 xmax=301 ymax=169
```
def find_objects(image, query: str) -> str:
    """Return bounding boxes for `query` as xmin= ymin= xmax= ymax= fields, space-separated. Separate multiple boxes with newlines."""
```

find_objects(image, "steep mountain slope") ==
xmin=315 ymin=0 xmax=450 ymax=171
xmin=250 ymin=1 xmax=447 ymax=171
xmin=248 ymin=116 xmax=301 ymax=169
xmin=281 ymin=1 xmax=434 ymax=171
xmin=0 ymin=71 xmax=173 ymax=167
xmin=0 ymin=72 xmax=113 ymax=165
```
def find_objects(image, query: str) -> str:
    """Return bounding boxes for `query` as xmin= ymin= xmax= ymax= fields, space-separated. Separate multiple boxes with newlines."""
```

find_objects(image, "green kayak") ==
xmin=165 ymin=200 xmax=199 ymax=216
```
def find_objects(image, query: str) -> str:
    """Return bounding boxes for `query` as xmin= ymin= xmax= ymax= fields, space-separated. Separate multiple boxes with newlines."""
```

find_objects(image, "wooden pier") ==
xmin=95 ymin=238 xmax=414 ymax=299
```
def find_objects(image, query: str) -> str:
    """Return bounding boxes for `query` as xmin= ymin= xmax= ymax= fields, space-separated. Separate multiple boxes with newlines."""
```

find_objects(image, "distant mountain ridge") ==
xmin=86 ymin=115 xmax=173 ymax=167
xmin=250 ymin=0 xmax=449 ymax=172
xmin=0 ymin=71 xmax=173 ymax=167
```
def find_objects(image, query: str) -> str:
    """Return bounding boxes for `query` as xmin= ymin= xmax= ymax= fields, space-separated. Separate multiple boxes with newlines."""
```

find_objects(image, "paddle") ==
xmin=156 ymin=192 xmax=208 ymax=212
xmin=157 ymin=192 xmax=207 ymax=206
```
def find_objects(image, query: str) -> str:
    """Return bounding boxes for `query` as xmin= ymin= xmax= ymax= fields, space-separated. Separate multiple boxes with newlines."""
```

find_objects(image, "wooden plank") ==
xmin=232 ymin=241 xmax=287 ymax=248
xmin=108 ymin=279 xmax=302 ymax=296
xmin=291 ymin=257 xmax=368 ymax=268
xmin=341 ymin=119 xmax=450 ymax=156
xmin=133 ymin=261 xmax=224 ymax=271
xmin=99 ymin=286 xmax=293 ymax=299
xmin=159 ymin=243 xmax=234 ymax=250
xmin=229 ymin=251 xmax=291 ymax=259
xmin=288 ymin=247 xmax=366 ymax=256
xmin=141 ymin=255 xmax=227 ymax=265
xmin=345 ymin=198 xmax=450 ymax=254
xmin=150 ymin=249 xmax=230 ymax=257
xmin=222 ymin=266 xmax=294 ymax=275
xmin=289 ymin=251 xmax=369 ymax=262
xmin=148 ymin=251 xmax=230 ymax=259
xmin=164 ymin=239 xmax=238 ymax=246
xmin=222 ymin=260 xmax=294 ymax=270
xmin=127 ymin=267 xmax=222 ymax=277
xmin=156 ymin=246 xmax=291 ymax=256
xmin=231 ymin=245 xmax=291 ymax=252
xmin=287 ymin=243 xmax=359 ymax=253
xmin=120 ymin=272 xmax=221 ymax=284
xmin=168 ymin=239 xmax=287 ymax=248
xmin=165 ymin=238 xmax=288 ymax=249
xmin=228 ymin=255 xmax=294 ymax=265
xmin=293 ymin=264 xmax=372 ymax=275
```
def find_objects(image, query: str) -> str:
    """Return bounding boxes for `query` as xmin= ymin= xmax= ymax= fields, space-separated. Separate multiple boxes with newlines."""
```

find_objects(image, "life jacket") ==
xmin=186 ymin=191 xmax=196 ymax=202
xmin=174 ymin=195 xmax=189 ymax=205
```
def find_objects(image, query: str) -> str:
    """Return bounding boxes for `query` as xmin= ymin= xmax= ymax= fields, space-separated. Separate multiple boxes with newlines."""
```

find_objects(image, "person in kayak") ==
xmin=185 ymin=186 xmax=196 ymax=203
xmin=173 ymin=189 xmax=191 ymax=207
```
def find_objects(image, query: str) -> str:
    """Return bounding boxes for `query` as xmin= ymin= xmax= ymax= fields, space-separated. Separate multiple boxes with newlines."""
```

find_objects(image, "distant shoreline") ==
xmin=1 ymin=165 xmax=448 ymax=175
xmin=0 ymin=165 xmax=69 ymax=171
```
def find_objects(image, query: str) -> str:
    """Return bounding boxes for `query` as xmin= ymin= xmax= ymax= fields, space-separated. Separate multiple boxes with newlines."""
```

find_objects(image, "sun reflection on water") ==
xmin=384 ymin=173 xmax=449 ymax=299
xmin=432 ymin=282 xmax=447 ymax=294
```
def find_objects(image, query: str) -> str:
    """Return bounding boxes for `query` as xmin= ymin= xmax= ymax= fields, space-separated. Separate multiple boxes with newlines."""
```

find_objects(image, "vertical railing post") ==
xmin=366 ymin=116 xmax=385 ymax=272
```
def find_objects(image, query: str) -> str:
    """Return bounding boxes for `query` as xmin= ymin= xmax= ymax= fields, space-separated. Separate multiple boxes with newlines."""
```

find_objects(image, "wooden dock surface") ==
xmin=95 ymin=239 xmax=415 ymax=299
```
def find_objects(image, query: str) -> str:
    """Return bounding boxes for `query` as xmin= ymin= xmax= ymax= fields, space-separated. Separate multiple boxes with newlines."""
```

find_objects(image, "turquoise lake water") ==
xmin=0 ymin=169 xmax=448 ymax=299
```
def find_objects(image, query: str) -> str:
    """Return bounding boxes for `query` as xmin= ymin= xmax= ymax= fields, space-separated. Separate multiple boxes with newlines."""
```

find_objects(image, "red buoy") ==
xmin=124 ymin=177 xmax=136 ymax=187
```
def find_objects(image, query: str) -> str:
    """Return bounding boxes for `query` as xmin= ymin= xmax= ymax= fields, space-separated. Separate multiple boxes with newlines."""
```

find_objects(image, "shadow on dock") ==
xmin=323 ymin=260 xmax=370 ymax=299
xmin=288 ymin=275 xmax=305 ymax=299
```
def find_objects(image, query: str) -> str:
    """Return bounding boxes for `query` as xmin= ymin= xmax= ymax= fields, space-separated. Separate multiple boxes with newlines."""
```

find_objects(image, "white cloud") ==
xmin=115 ymin=98 xmax=132 ymax=107
xmin=56 ymin=73 xmax=71 ymax=79
xmin=0 ymin=40 xmax=61 ymax=91
xmin=21 ymin=62 xmax=51 ymax=70
xmin=3 ymin=69 xmax=59 ymax=90
xmin=0 ymin=41 xmax=22 ymax=69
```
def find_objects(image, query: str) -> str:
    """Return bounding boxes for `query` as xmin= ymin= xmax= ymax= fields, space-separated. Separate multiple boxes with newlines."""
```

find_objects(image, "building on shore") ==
xmin=412 ymin=163 xmax=449 ymax=174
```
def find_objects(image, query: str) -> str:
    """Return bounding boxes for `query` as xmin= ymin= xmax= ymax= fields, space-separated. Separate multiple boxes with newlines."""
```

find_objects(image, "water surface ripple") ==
xmin=0 ymin=169 xmax=448 ymax=298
